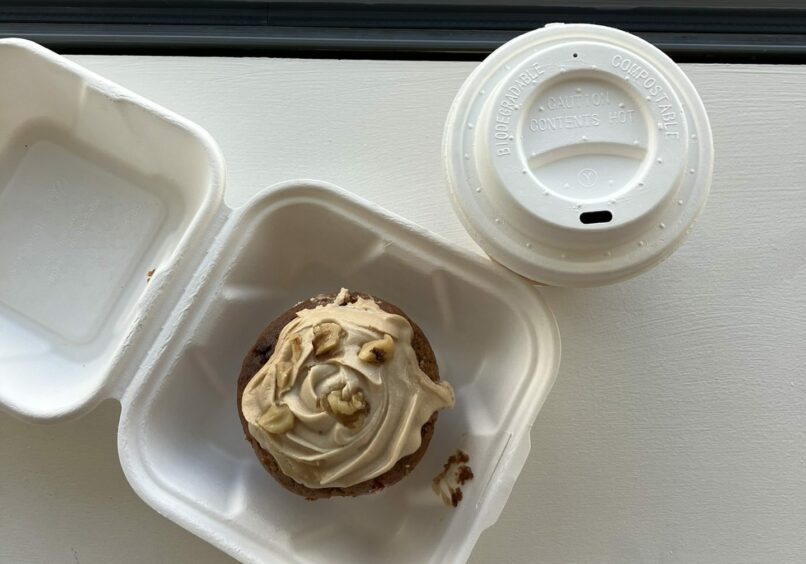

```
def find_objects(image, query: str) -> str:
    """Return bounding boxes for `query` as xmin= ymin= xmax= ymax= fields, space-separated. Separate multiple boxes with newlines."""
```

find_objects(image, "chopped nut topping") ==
xmin=289 ymin=334 xmax=302 ymax=362
xmin=274 ymin=361 xmax=293 ymax=392
xmin=321 ymin=387 xmax=369 ymax=428
xmin=327 ymin=389 xmax=367 ymax=416
xmin=358 ymin=334 xmax=394 ymax=363
xmin=334 ymin=288 xmax=351 ymax=305
xmin=258 ymin=404 xmax=295 ymax=435
xmin=312 ymin=322 xmax=343 ymax=356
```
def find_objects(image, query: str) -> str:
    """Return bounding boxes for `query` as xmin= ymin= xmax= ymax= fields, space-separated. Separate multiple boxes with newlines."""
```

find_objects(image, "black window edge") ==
xmin=2 ymin=3 xmax=806 ymax=63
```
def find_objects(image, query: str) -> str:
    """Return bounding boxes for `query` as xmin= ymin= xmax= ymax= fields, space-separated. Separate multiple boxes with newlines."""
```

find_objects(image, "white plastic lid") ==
xmin=444 ymin=24 xmax=713 ymax=286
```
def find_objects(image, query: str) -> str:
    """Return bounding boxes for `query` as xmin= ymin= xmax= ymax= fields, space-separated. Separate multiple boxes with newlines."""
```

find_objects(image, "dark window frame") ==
xmin=2 ymin=2 xmax=806 ymax=62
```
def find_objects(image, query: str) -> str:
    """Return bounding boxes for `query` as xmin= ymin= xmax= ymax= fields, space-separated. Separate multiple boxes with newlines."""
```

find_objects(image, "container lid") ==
xmin=0 ymin=39 xmax=225 ymax=421
xmin=444 ymin=24 xmax=713 ymax=286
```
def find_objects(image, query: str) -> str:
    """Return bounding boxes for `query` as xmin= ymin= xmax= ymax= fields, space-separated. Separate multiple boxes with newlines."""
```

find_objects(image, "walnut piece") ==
xmin=321 ymin=388 xmax=369 ymax=428
xmin=274 ymin=361 xmax=293 ymax=392
xmin=358 ymin=334 xmax=394 ymax=363
xmin=312 ymin=322 xmax=343 ymax=356
xmin=334 ymin=288 xmax=351 ymax=305
xmin=289 ymin=334 xmax=302 ymax=362
xmin=326 ymin=389 xmax=367 ymax=416
xmin=257 ymin=404 xmax=295 ymax=435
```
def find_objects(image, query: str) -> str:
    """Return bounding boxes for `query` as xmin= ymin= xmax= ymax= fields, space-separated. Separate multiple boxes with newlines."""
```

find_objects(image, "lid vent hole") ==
xmin=580 ymin=210 xmax=613 ymax=224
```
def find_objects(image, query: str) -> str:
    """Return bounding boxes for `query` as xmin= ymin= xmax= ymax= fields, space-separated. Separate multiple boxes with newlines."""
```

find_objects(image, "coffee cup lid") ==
xmin=444 ymin=24 xmax=713 ymax=286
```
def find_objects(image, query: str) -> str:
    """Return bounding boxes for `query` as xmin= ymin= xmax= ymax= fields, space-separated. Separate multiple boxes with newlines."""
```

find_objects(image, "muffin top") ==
xmin=241 ymin=289 xmax=454 ymax=489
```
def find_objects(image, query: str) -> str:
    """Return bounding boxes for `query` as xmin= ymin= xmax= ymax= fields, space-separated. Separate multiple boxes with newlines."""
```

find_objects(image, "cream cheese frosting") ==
xmin=241 ymin=289 xmax=455 ymax=489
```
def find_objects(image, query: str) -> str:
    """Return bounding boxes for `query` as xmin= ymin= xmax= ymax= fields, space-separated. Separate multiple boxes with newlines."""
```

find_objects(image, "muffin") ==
xmin=238 ymin=288 xmax=455 ymax=499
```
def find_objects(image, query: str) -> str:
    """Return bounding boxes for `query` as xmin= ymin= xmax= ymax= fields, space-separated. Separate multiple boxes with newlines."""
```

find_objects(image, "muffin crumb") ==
xmin=457 ymin=464 xmax=474 ymax=485
xmin=450 ymin=487 xmax=463 ymax=507
xmin=432 ymin=450 xmax=474 ymax=507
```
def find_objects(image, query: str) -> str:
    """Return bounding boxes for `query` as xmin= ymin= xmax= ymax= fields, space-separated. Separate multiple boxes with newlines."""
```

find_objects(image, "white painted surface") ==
xmin=1 ymin=56 xmax=805 ymax=564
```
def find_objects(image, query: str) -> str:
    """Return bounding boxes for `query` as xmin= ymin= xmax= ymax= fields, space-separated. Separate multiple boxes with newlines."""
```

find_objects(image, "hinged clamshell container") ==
xmin=0 ymin=39 xmax=560 ymax=564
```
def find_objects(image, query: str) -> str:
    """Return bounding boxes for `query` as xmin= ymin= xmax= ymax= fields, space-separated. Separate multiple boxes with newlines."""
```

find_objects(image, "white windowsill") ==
xmin=1 ymin=56 xmax=805 ymax=564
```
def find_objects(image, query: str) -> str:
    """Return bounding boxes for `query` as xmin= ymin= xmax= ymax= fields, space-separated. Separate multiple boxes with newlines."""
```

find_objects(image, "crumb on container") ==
xmin=457 ymin=464 xmax=474 ymax=485
xmin=146 ymin=268 xmax=156 ymax=282
xmin=432 ymin=450 xmax=474 ymax=507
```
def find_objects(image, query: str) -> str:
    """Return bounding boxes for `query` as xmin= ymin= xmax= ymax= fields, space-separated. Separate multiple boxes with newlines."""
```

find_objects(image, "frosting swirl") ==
xmin=241 ymin=289 xmax=455 ymax=489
